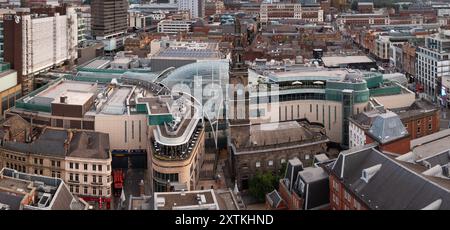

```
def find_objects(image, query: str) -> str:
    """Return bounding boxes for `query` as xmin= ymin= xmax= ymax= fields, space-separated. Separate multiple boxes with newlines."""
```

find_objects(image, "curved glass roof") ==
xmin=160 ymin=60 xmax=229 ymax=95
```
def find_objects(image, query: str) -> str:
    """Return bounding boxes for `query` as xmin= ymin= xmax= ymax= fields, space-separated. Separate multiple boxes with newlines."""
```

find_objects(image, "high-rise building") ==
xmin=91 ymin=0 xmax=128 ymax=39
xmin=3 ymin=7 xmax=78 ymax=95
xmin=178 ymin=0 xmax=205 ymax=19
xmin=416 ymin=30 xmax=450 ymax=101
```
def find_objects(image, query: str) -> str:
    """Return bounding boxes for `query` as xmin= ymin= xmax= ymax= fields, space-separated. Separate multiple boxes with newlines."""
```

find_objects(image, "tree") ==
xmin=248 ymin=162 xmax=287 ymax=202
xmin=249 ymin=171 xmax=278 ymax=202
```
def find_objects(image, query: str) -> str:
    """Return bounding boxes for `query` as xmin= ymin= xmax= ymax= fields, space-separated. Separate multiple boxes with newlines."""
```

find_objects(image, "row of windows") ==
xmin=69 ymin=173 xmax=110 ymax=184
xmin=69 ymin=185 xmax=110 ymax=196
xmin=153 ymin=171 xmax=179 ymax=183
xmin=69 ymin=162 xmax=109 ymax=172
xmin=5 ymin=162 xmax=26 ymax=173
xmin=4 ymin=154 xmax=26 ymax=162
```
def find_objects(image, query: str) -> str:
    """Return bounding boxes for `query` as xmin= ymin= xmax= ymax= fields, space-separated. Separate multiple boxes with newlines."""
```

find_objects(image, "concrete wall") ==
xmin=94 ymin=114 xmax=148 ymax=151
xmin=250 ymin=100 xmax=344 ymax=143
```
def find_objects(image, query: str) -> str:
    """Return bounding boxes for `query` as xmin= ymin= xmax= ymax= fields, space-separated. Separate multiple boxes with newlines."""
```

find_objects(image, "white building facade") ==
xmin=178 ymin=0 xmax=204 ymax=19
xmin=416 ymin=30 xmax=450 ymax=100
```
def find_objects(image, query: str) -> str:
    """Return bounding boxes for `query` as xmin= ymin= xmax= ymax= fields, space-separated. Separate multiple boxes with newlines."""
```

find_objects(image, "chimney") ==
xmin=3 ymin=124 xmax=11 ymax=142
xmin=60 ymin=95 xmax=68 ymax=104
xmin=64 ymin=130 xmax=74 ymax=154
xmin=139 ymin=180 xmax=145 ymax=196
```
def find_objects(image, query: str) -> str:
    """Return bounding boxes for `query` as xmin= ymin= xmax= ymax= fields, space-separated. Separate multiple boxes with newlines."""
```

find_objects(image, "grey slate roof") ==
xmin=3 ymin=129 xmax=68 ymax=157
xmin=0 ymin=192 xmax=23 ymax=210
xmin=330 ymin=146 xmax=450 ymax=210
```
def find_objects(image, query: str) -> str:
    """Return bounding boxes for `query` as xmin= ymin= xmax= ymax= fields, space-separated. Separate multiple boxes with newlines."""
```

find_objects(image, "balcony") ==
xmin=91 ymin=181 xmax=103 ymax=186
xmin=152 ymin=125 xmax=203 ymax=161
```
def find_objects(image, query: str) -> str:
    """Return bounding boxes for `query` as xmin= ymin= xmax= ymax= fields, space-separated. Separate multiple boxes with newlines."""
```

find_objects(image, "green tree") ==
xmin=248 ymin=162 xmax=287 ymax=202
xmin=249 ymin=171 xmax=277 ymax=202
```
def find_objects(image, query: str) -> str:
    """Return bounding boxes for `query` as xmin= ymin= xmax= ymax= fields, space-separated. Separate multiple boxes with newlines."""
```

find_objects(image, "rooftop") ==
xmin=328 ymin=146 xmax=450 ymax=210
xmin=154 ymin=189 xmax=219 ymax=210
xmin=0 ymin=168 xmax=88 ymax=210
xmin=298 ymin=166 xmax=328 ymax=184
xmin=368 ymin=111 xmax=408 ymax=144
xmin=322 ymin=56 xmax=375 ymax=67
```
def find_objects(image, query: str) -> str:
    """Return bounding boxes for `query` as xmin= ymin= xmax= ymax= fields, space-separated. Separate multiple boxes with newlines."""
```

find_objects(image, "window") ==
xmin=70 ymin=173 xmax=74 ymax=181
xmin=344 ymin=190 xmax=351 ymax=201
xmin=57 ymin=172 xmax=61 ymax=178
xmin=51 ymin=161 xmax=55 ymax=167
xmin=99 ymin=189 xmax=103 ymax=196
xmin=84 ymin=174 xmax=88 ymax=182
xmin=99 ymin=176 xmax=103 ymax=184
xmin=268 ymin=160 xmax=273 ymax=166
xmin=124 ymin=121 xmax=128 ymax=143
xmin=70 ymin=162 xmax=73 ymax=169
xmin=75 ymin=163 xmax=79 ymax=170
xmin=93 ymin=187 xmax=97 ymax=195
xmin=57 ymin=161 xmax=60 ymax=167
xmin=333 ymin=179 xmax=339 ymax=191
xmin=132 ymin=121 xmax=135 ymax=139
xmin=93 ymin=175 xmax=97 ymax=183
xmin=417 ymin=120 xmax=421 ymax=125
xmin=107 ymin=165 xmax=110 ymax=171
xmin=256 ymin=162 xmax=261 ymax=168
xmin=84 ymin=186 xmax=88 ymax=195
xmin=107 ymin=176 xmax=111 ymax=183
xmin=428 ymin=123 xmax=432 ymax=131
xmin=75 ymin=186 xmax=79 ymax=194
xmin=34 ymin=169 xmax=38 ymax=175
xmin=6 ymin=163 xmax=9 ymax=168
xmin=34 ymin=158 xmax=38 ymax=164
xmin=52 ymin=171 xmax=56 ymax=178
xmin=75 ymin=174 xmax=79 ymax=182
xmin=39 ymin=159 xmax=43 ymax=165
xmin=354 ymin=201 xmax=361 ymax=210
xmin=70 ymin=185 xmax=73 ymax=193
xmin=139 ymin=120 xmax=142 ymax=142
xmin=84 ymin=164 xmax=88 ymax=170
xmin=417 ymin=127 xmax=421 ymax=134
xmin=92 ymin=165 xmax=96 ymax=171
xmin=40 ymin=170 xmax=43 ymax=175
xmin=98 ymin=165 xmax=102 ymax=172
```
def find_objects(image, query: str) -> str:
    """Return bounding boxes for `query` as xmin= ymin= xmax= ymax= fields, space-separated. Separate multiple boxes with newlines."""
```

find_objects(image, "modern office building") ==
xmin=91 ymin=0 xmax=128 ymax=39
xmin=3 ymin=7 xmax=78 ymax=95
xmin=416 ymin=30 xmax=450 ymax=101
xmin=177 ymin=0 xmax=205 ymax=19
xmin=0 ymin=63 xmax=21 ymax=117
xmin=157 ymin=19 xmax=193 ymax=34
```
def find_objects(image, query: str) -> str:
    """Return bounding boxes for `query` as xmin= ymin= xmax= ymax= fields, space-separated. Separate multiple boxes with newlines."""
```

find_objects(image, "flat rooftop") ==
xmin=266 ymin=68 xmax=350 ymax=82
xmin=298 ymin=167 xmax=328 ymax=184
xmin=83 ymin=59 xmax=111 ymax=69
xmin=154 ymin=190 xmax=218 ymax=210
xmin=31 ymin=80 xmax=96 ymax=106
xmin=101 ymin=87 xmax=133 ymax=115
xmin=410 ymin=129 xmax=450 ymax=161
xmin=322 ymin=56 xmax=375 ymax=67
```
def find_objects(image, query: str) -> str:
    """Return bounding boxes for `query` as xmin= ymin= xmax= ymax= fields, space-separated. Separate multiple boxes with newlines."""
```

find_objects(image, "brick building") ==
xmin=326 ymin=144 xmax=450 ymax=210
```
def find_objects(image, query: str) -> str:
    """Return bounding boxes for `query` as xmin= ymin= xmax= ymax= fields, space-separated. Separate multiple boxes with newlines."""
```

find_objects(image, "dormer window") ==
xmin=361 ymin=164 xmax=382 ymax=183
